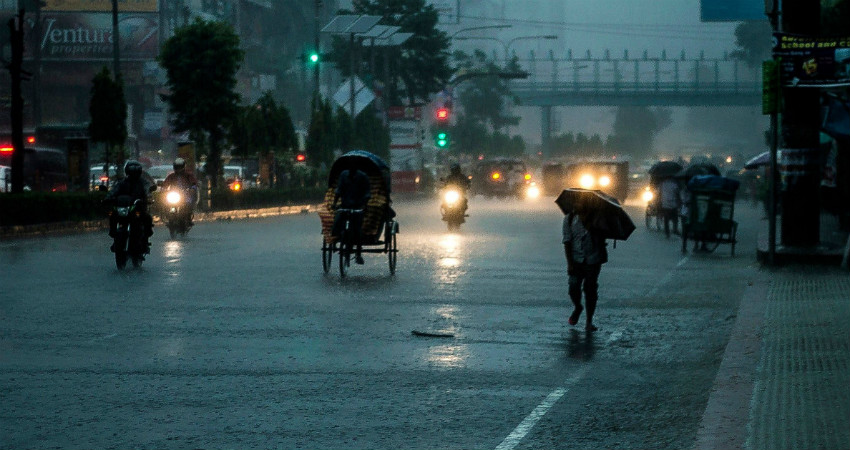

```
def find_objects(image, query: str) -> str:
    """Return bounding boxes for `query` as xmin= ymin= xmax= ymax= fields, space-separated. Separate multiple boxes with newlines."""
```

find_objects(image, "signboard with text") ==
xmin=772 ymin=33 xmax=850 ymax=87
xmin=24 ymin=13 xmax=159 ymax=61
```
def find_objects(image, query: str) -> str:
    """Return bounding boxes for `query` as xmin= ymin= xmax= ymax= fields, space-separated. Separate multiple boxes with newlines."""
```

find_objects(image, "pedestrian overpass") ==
xmin=501 ymin=51 xmax=763 ymax=154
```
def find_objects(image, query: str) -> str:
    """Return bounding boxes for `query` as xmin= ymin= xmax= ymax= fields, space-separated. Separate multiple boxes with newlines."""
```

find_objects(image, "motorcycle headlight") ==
xmin=579 ymin=173 xmax=595 ymax=189
xmin=166 ymin=191 xmax=182 ymax=204
xmin=444 ymin=189 xmax=460 ymax=205
xmin=598 ymin=175 xmax=611 ymax=187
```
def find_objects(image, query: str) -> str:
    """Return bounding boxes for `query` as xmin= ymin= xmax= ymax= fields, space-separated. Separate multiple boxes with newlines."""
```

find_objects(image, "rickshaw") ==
xmin=319 ymin=151 xmax=398 ymax=277
xmin=680 ymin=175 xmax=740 ymax=256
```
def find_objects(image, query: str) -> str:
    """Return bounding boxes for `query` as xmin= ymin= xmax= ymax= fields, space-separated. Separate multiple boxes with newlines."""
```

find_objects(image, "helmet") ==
xmin=173 ymin=157 xmax=186 ymax=172
xmin=124 ymin=160 xmax=143 ymax=179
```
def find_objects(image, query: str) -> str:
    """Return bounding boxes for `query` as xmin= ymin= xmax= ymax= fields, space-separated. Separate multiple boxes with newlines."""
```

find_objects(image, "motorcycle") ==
xmin=162 ymin=187 xmax=195 ymax=238
xmin=440 ymin=185 xmax=468 ymax=231
xmin=109 ymin=194 xmax=151 ymax=270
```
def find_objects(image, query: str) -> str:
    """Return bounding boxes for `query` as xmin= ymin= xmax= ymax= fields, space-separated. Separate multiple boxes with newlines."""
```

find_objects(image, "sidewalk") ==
xmin=694 ymin=265 xmax=850 ymax=450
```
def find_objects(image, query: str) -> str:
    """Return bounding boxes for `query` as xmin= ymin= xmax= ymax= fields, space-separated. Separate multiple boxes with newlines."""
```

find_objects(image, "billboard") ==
xmin=26 ymin=13 xmax=159 ymax=61
xmin=700 ymin=0 xmax=764 ymax=22
xmin=42 ymin=0 xmax=158 ymax=12
xmin=773 ymin=33 xmax=850 ymax=87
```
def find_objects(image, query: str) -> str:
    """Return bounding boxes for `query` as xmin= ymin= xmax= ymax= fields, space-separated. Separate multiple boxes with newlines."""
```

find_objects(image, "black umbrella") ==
xmin=676 ymin=163 xmax=721 ymax=179
xmin=647 ymin=160 xmax=684 ymax=178
xmin=555 ymin=188 xmax=636 ymax=241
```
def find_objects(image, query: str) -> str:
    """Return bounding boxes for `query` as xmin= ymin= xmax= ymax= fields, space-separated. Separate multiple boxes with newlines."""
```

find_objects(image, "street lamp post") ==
xmin=449 ymin=24 xmax=511 ymax=40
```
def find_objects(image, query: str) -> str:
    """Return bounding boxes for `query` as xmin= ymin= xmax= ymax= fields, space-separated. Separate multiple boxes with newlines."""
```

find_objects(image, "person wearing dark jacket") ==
xmin=562 ymin=200 xmax=608 ymax=332
xmin=333 ymin=169 xmax=371 ymax=264
xmin=104 ymin=160 xmax=154 ymax=246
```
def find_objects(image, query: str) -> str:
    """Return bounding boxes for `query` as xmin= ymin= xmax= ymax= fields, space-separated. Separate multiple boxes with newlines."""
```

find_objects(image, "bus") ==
xmin=0 ymin=146 xmax=70 ymax=192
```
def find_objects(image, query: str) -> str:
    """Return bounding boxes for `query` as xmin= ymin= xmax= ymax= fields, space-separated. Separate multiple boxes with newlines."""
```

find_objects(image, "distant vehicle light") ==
xmin=579 ymin=173 xmax=594 ymax=189
xmin=598 ymin=175 xmax=612 ymax=187
xmin=230 ymin=182 xmax=241 ymax=192
xmin=0 ymin=147 xmax=13 ymax=152
xmin=642 ymin=187 xmax=654 ymax=203
xmin=526 ymin=183 xmax=540 ymax=199
xmin=491 ymin=172 xmax=501 ymax=180
xmin=26 ymin=136 xmax=35 ymax=144
xmin=524 ymin=173 xmax=532 ymax=181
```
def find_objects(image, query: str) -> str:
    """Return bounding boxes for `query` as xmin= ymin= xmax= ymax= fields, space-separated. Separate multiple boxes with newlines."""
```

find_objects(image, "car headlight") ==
xmin=166 ymin=191 xmax=182 ymax=204
xmin=598 ymin=175 xmax=611 ymax=187
xmin=579 ymin=173 xmax=594 ymax=189
xmin=642 ymin=188 xmax=654 ymax=203
xmin=526 ymin=183 xmax=540 ymax=199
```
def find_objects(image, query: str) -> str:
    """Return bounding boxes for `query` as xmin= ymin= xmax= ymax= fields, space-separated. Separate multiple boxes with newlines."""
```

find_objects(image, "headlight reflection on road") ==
xmin=163 ymin=241 xmax=184 ymax=280
xmin=425 ymin=343 xmax=469 ymax=369
xmin=436 ymin=234 xmax=465 ymax=284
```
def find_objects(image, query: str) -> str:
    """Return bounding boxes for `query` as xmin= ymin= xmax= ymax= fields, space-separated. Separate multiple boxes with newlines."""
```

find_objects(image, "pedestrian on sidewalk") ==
xmin=563 ymin=200 xmax=609 ymax=332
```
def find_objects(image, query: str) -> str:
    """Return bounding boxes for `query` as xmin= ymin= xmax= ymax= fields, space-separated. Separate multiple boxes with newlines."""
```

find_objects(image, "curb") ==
xmin=0 ymin=204 xmax=319 ymax=240
xmin=693 ymin=275 xmax=769 ymax=450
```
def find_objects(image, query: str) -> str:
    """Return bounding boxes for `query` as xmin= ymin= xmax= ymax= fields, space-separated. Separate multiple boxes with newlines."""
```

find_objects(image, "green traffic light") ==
xmin=309 ymin=53 xmax=319 ymax=63
xmin=435 ymin=132 xmax=448 ymax=148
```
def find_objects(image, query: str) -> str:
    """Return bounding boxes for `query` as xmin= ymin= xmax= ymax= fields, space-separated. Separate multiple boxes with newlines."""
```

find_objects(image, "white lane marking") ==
xmin=645 ymin=256 xmax=689 ymax=298
xmin=495 ymin=365 xmax=589 ymax=450
xmin=495 ymin=332 xmax=621 ymax=450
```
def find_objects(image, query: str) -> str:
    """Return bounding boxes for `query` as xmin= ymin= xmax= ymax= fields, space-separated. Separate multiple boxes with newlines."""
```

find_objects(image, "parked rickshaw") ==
xmin=319 ymin=151 xmax=398 ymax=277
xmin=680 ymin=175 xmax=740 ymax=256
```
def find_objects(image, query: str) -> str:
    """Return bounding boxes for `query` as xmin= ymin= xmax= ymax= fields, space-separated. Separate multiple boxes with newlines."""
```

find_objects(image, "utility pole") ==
xmin=314 ymin=0 xmax=322 ymax=103
xmin=7 ymin=9 xmax=27 ymax=193
xmin=779 ymin=0 xmax=821 ymax=247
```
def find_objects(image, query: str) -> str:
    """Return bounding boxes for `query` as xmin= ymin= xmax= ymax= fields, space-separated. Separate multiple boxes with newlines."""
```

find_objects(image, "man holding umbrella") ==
xmin=562 ymin=198 xmax=609 ymax=332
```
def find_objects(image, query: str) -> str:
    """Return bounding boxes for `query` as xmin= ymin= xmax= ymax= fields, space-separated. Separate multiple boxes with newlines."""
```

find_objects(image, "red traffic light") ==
xmin=435 ymin=108 xmax=449 ymax=121
xmin=295 ymin=154 xmax=306 ymax=162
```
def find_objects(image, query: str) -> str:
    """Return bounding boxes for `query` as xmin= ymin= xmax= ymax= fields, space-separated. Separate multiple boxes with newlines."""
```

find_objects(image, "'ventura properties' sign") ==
xmin=25 ymin=13 xmax=159 ymax=61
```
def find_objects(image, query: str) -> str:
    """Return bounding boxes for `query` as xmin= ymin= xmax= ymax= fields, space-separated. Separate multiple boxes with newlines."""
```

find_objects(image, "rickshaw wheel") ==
xmin=322 ymin=238 xmax=334 ymax=273
xmin=338 ymin=240 xmax=349 ymax=278
xmin=387 ymin=223 xmax=397 ymax=275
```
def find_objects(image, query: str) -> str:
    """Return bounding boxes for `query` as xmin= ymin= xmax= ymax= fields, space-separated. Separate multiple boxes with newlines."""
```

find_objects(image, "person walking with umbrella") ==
xmin=562 ymin=198 xmax=609 ymax=332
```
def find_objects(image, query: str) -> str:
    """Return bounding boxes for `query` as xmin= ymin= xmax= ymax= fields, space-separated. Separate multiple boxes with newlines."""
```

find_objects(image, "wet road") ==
xmin=1 ymin=194 xmax=762 ymax=449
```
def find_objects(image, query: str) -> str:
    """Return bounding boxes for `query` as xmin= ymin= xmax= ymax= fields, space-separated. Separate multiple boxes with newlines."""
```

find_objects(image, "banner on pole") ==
xmin=772 ymin=33 xmax=850 ymax=87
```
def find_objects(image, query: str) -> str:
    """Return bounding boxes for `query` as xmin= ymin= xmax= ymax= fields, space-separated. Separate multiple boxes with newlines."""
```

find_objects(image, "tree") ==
xmin=332 ymin=0 xmax=452 ymax=106
xmin=447 ymin=50 xmax=525 ymax=157
xmin=606 ymin=107 xmax=672 ymax=160
xmin=305 ymin=98 xmax=337 ymax=169
xmin=822 ymin=0 xmax=850 ymax=34
xmin=158 ymin=18 xmax=244 ymax=189
xmin=229 ymin=92 xmax=297 ymax=164
xmin=729 ymin=21 xmax=772 ymax=68
xmin=88 ymin=67 xmax=127 ymax=176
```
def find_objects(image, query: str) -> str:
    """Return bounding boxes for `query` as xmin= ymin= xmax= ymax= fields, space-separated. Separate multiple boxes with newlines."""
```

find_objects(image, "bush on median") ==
xmin=0 ymin=191 xmax=109 ymax=226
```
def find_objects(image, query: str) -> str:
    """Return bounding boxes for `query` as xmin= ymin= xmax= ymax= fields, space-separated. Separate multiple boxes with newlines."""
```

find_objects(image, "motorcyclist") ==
xmin=104 ymin=159 xmax=154 ymax=243
xmin=161 ymin=157 xmax=199 ymax=225
xmin=441 ymin=163 xmax=470 ymax=210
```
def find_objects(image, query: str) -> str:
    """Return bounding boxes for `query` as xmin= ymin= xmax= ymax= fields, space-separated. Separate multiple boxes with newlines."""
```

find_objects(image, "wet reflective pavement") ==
xmin=1 ymin=195 xmax=765 ymax=449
